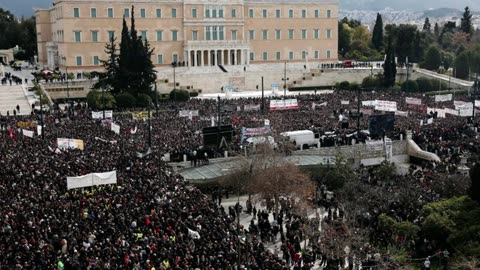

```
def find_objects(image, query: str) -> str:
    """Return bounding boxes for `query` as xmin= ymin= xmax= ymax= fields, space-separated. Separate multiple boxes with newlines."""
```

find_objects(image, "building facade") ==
xmin=36 ymin=0 xmax=338 ymax=71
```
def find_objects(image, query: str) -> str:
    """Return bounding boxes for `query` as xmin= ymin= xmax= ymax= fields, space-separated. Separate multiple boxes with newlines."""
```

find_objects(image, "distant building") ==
xmin=35 ymin=0 xmax=338 ymax=71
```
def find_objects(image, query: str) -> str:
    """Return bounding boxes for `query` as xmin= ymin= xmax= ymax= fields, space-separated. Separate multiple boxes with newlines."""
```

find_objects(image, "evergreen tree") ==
xmin=454 ymin=51 xmax=470 ymax=79
xmin=118 ymin=17 xmax=133 ymax=94
xmin=412 ymin=31 xmax=424 ymax=63
xmin=423 ymin=46 xmax=442 ymax=71
xmin=469 ymin=163 xmax=480 ymax=204
xmin=460 ymin=6 xmax=474 ymax=36
xmin=434 ymin=23 xmax=440 ymax=39
xmin=383 ymin=35 xmax=396 ymax=87
xmin=423 ymin=17 xmax=431 ymax=32
xmin=93 ymin=35 xmax=119 ymax=93
xmin=372 ymin=13 xmax=384 ymax=51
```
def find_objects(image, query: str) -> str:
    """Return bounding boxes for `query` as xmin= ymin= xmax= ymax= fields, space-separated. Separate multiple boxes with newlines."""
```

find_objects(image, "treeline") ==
xmin=340 ymin=6 xmax=480 ymax=80
xmin=0 ymin=8 xmax=36 ymax=61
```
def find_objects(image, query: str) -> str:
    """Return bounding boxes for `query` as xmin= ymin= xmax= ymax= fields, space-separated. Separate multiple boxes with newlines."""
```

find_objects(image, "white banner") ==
xmin=427 ymin=108 xmax=446 ymax=118
xmin=179 ymin=110 xmax=199 ymax=117
xmin=375 ymin=100 xmax=397 ymax=112
xmin=362 ymin=100 xmax=377 ymax=107
xmin=264 ymin=119 xmax=270 ymax=126
xmin=455 ymin=102 xmax=473 ymax=111
xmin=111 ymin=122 xmax=120 ymax=134
xmin=67 ymin=171 xmax=117 ymax=190
xmin=405 ymin=97 xmax=422 ymax=105
xmin=445 ymin=108 xmax=459 ymax=116
xmin=476 ymin=101 xmax=480 ymax=108
xmin=435 ymin=94 xmax=452 ymax=102
xmin=37 ymin=125 xmax=42 ymax=136
xmin=341 ymin=100 xmax=350 ymax=105
xmin=312 ymin=102 xmax=327 ymax=110
xmin=92 ymin=111 xmax=113 ymax=119
xmin=395 ymin=111 xmax=409 ymax=117
xmin=57 ymin=138 xmax=85 ymax=150
xmin=22 ymin=129 xmax=34 ymax=138
xmin=459 ymin=108 xmax=473 ymax=117
xmin=269 ymin=99 xmax=299 ymax=110
xmin=244 ymin=104 xmax=261 ymax=111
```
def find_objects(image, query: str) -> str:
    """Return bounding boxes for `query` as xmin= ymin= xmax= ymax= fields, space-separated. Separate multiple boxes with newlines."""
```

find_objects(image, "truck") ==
xmin=280 ymin=130 xmax=317 ymax=149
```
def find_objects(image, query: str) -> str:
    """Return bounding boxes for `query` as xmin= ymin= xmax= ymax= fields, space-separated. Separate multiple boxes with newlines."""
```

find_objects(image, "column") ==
xmin=246 ymin=49 xmax=250 ymax=65
xmin=233 ymin=49 xmax=237 ymax=66
xmin=213 ymin=50 xmax=216 ymax=66
xmin=193 ymin=51 xmax=197 ymax=67
xmin=227 ymin=49 xmax=231 ymax=66
xmin=187 ymin=50 xmax=191 ymax=67
xmin=217 ymin=50 xmax=221 ymax=66
xmin=200 ymin=50 xmax=204 ymax=66
xmin=208 ymin=50 xmax=211 ymax=66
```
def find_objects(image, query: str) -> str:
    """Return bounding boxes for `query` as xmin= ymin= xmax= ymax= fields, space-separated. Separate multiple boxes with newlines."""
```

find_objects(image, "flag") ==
xmin=188 ymin=228 xmax=201 ymax=239
xmin=130 ymin=126 xmax=137 ymax=134
xmin=22 ymin=129 xmax=34 ymax=138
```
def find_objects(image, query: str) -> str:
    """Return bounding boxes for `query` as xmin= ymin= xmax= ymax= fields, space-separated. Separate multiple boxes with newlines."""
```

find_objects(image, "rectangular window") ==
xmin=249 ymin=30 xmax=254 ymax=40
xmin=206 ymin=8 xmax=210 ymax=18
xmin=327 ymin=9 xmax=331 ymax=18
xmin=301 ymin=29 xmax=307 ymax=39
xmin=314 ymin=9 xmax=319 ymax=18
xmin=219 ymin=26 xmax=224 ymax=40
xmin=289 ymin=51 xmax=294 ymax=60
xmin=76 ymin=56 xmax=82 ymax=66
xmin=314 ymin=29 xmax=319 ymax=39
xmin=314 ymin=50 xmax=319 ymax=59
xmin=326 ymin=50 xmax=331 ymax=59
xmin=249 ymin=52 xmax=254 ymax=61
xmin=249 ymin=9 xmax=253 ymax=18
xmin=171 ymin=30 xmax=178 ymax=41
xmin=212 ymin=26 xmax=218 ymax=40
xmin=91 ymin=8 xmax=96 ymax=18
xmin=231 ymin=30 xmax=237 ymax=40
xmin=262 ymin=9 xmax=267 ymax=18
xmin=302 ymin=9 xmax=306 ymax=18
xmin=107 ymin=8 xmax=114 ymax=18
xmin=275 ymin=9 xmax=281 ymax=18
xmin=140 ymin=31 xmax=147 ymax=41
xmin=192 ymin=30 xmax=198 ymax=40
xmin=108 ymin=31 xmax=115 ymax=40
xmin=275 ymin=29 xmax=281 ymax=40
xmin=206 ymin=26 xmax=211 ymax=40
xmin=74 ymin=31 xmax=81 ymax=42
xmin=289 ymin=9 xmax=293 ymax=18
xmin=231 ymin=8 xmax=236 ymax=18
xmin=212 ymin=8 xmax=217 ymax=18
xmin=262 ymin=30 xmax=268 ymax=40
xmin=192 ymin=8 xmax=197 ymax=18
xmin=73 ymin=7 xmax=79 ymax=18
xmin=219 ymin=8 xmax=223 ymax=18
xmin=140 ymin=8 xmax=146 ymax=18
xmin=263 ymin=52 xmax=268 ymax=61
xmin=93 ymin=56 xmax=99 ymax=65
xmin=302 ymin=51 xmax=307 ymax=60
xmin=157 ymin=54 xmax=163 ymax=64
xmin=276 ymin=51 xmax=281 ymax=60
xmin=288 ymin=29 xmax=294 ymax=39
xmin=173 ymin=54 xmax=178 ymax=63
xmin=172 ymin=8 xmax=177 ymax=18
xmin=124 ymin=8 xmax=129 ymax=17
xmin=156 ymin=8 xmax=161 ymax=18
xmin=156 ymin=30 xmax=163 ymax=41
xmin=326 ymin=29 xmax=332 ymax=39
xmin=91 ymin=31 xmax=98 ymax=42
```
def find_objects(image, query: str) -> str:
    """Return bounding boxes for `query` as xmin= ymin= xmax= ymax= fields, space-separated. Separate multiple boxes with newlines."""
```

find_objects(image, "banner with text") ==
xmin=92 ymin=110 xmax=113 ymax=119
xmin=405 ymin=97 xmax=422 ymax=105
xmin=244 ymin=104 xmax=261 ymax=111
xmin=435 ymin=94 xmax=452 ymax=102
xmin=375 ymin=100 xmax=397 ymax=112
xmin=269 ymin=99 xmax=299 ymax=111
xmin=179 ymin=110 xmax=199 ymax=117
xmin=362 ymin=100 xmax=376 ymax=107
xmin=57 ymin=138 xmax=85 ymax=151
xmin=312 ymin=102 xmax=327 ymax=110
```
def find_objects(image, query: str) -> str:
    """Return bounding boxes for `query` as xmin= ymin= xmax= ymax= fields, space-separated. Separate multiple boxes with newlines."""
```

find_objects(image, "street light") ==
xmin=282 ymin=61 xmax=289 ymax=96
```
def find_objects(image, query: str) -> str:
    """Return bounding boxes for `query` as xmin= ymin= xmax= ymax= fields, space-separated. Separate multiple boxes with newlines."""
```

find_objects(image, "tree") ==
xmin=93 ymin=35 xmax=119 ymax=93
xmin=401 ymin=80 xmax=419 ymax=92
xmin=434 ymin=23 xmax=440 ymax=39
xmin=442 ymin=52 xmax=454 ymax=71
xmin=248 ymin=146 xmax=315 ymax=214
xmin=460 ymin=6 xmax=474 ymax=36
xmin=423 ymin=17 xmax=431 ymax=32
xmin=338 ymin=22 xmax=352 ymax=57
xmin=384 ymin=35 xmax=396 ymax=87
xmin=454 ymin=51 xmax=470 ymax=79
xmin=86 ymin=90 xmax=116 ymax=109
xmin=469 ymin=163 xmax=480 ymax=204
xmin=423 ymin=46 xmax=442 ymax=71
xmin=372 ymin=13 xmax=384 ymax=51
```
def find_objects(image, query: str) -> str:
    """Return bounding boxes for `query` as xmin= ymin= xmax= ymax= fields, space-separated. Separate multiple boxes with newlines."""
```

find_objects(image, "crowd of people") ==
xmin=0 ymin=82 xmax=479 ymax=269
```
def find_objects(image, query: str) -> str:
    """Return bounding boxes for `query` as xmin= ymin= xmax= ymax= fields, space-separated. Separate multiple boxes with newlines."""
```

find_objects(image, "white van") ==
xmin=280 ymin=130 xmax=317 ymax=149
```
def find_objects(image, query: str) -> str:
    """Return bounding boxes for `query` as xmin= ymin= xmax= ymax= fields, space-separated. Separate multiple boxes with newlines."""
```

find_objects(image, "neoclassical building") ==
xmin=36 ymin=0 xmax=338 ymax=71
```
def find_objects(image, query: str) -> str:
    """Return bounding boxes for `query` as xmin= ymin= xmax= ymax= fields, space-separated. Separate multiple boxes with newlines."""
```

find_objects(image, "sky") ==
xmin=0 ymin=0 xmax=478 ymax=17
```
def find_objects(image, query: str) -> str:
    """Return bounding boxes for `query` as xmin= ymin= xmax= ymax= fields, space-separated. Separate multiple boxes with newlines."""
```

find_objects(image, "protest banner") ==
xmin=244 ymin=104 xmax=261 ymax=111
xmin=92 ymin=111 xmax=113 ymax=119
xmin=111 ymin=123 xmax=120 ymax=134
xmin=67 ymin=171 xmax=117 ymax=190
xmin=179 ymin=110 xmax=199 ymax=117
xmin=269 ymin=99 xmax=299 ymax=110
xmin=57 ymin=138 xmax=85 ymax=150
xmin=435 ymin=94 xmax=452 ymax=102
xmin=375 ymin=100 xmax=397 ymax=112
xmin=340 ymin=100 xmax=350 ymax=105
xmin=405 ymin=97 xmax=422 ymax=105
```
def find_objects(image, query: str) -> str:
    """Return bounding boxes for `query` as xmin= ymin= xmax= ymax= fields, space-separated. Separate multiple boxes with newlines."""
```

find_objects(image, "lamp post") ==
xmin=473 ymin=74 xmax=478 ymax=119
xmin=61 ymin=56 xmax=70 ymax=106
xmin=172 ymin=62 xmax=177 ymax=100
xmin=39 ymin=84 xmax=44 ymax=140
xmin=282 ymin=61 xmax=289 ymax=96
xmin=154 ymin=82 xmax=159 ymax=115
xmin=147 ymin=100 xmax=152 ymax=148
